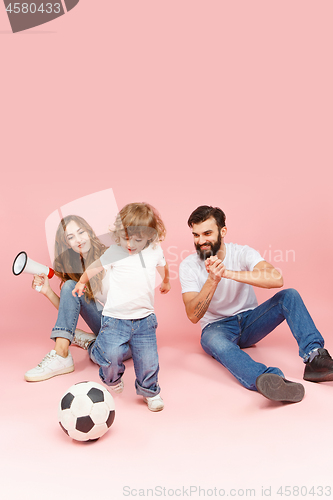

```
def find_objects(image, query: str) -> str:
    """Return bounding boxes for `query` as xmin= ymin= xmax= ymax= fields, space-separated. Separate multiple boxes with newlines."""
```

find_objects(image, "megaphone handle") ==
xmin=35 ymin=285 xmax=42 ymax=293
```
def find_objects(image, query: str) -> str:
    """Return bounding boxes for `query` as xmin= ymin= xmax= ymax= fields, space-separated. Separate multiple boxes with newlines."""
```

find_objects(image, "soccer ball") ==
xmin=58 ymin=381 xmax=115 ymax=441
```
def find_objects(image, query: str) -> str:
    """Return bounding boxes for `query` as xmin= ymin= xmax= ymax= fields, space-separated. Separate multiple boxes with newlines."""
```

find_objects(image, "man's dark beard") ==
xmin=195 ymin=231 xmax=222 ymax=260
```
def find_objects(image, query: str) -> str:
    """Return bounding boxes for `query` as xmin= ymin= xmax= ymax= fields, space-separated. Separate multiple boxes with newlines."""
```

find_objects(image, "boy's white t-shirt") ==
xmin=92 ymin=267 xmax=110 ymax=309
xmin=179 ymin=242 xmax=265 ymax=329
xmin=100 ymin=244 xmax=166 ymax=319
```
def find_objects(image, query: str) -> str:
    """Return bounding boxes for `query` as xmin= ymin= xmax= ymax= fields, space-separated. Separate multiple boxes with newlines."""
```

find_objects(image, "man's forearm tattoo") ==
xmin=194 ymin=294 xmax=211 ymax=318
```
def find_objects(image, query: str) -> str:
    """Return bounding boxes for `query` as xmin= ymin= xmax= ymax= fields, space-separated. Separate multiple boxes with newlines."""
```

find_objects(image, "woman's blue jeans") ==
xmin=51 ymin=280 xmax=103 ymax=343
xmin=88 ymin=314 xmax=160 ymax=398
xmin=200 ymin=288 xmax=324 ymax=391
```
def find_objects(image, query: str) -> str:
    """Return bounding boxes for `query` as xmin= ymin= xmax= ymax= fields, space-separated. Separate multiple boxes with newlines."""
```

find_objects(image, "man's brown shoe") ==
xmin=304 ymin=348 xmax=333 ymax=382
xmin=256 ymin=374 xmax=305 ymax=403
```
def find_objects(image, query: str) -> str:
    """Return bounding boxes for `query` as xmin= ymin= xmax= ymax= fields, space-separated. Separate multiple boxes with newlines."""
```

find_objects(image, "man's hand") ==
xmin=205 ymin=256 xmax=227 ymax=282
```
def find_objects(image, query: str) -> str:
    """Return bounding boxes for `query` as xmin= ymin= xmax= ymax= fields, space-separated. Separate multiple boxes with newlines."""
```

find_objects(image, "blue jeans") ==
xmin=88 ymin=314 xmax=160 ymax=398
xmin=201 ymin=289 xmax=324 ymax=391
xmin=51 ymin=280 xmax=103 ymax=343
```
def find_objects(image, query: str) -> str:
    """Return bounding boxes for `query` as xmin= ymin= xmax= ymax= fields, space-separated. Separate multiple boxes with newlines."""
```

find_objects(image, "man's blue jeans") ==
xmin=51 ymin=280 xmax=103 ymax=343
xmin=200 ymin=288 xmax=324 ymax=391
xmin=88 ymin=313 xmax=160 ymax=398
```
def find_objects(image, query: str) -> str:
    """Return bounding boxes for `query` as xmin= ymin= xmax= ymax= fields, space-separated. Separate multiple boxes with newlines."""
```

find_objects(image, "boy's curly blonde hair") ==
xmin=113 ymin=203 xmax=166 ymax=246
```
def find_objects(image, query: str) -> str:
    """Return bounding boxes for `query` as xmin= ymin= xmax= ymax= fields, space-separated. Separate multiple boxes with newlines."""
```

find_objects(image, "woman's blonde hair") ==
xmin=54 ymin=215 xmax=107 ymax=301
xmin=113 ymin=203 xmax=166 ymax=246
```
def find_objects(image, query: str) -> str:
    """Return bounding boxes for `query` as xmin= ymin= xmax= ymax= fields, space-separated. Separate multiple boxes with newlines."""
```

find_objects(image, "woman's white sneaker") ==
xmin=143 ymin=394 xmax=164 ymax=412
xmin=24 ymin=350 xmax=74 ymax=382
xmin=72 ymin=329 xmax=96 ymax=350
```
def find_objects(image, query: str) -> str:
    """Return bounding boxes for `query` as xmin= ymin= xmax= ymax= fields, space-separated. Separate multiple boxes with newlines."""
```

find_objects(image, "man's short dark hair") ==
xmin=188 ymin=206 xmax=226 ymax=230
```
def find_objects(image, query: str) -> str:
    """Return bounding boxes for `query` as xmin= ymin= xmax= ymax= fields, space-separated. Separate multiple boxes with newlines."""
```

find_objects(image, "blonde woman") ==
xmin=25 ymin=215 xmax=130 ymax=382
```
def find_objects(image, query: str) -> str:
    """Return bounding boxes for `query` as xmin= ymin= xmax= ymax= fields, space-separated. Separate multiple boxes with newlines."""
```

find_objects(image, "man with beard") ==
xmin=179 ymin=205 xmax=333 ymax=403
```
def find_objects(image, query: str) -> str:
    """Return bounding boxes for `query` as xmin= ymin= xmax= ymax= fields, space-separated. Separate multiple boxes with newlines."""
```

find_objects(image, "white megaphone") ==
xmin=12 ymin=251 xmax=55 ymax=292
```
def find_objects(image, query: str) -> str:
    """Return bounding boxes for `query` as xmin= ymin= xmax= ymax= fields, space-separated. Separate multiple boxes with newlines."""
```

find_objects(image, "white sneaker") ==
xmin=143 ymin=394 xmax=164 ymax=412
xmin=24 ymin=350 xmax=74 ymax=382
xmin=72 ymin=329 xmax=96 ymax=350
xmin=110 ymin=378 xmax=124 ymax=394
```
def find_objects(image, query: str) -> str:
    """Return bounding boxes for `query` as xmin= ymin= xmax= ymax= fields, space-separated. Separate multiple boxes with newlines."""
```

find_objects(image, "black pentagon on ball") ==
xmin=59 ymin=422 xmax=69 ymax=436
xmin=87 ymin=387 xmax=104 ymax=403
xmin=76 ymin=415 xmax=95 ymax=433
xmin=61 ymin=392 xmax=75 ymax=410
xmin=106 ymin=410 xmax=115 ymax=428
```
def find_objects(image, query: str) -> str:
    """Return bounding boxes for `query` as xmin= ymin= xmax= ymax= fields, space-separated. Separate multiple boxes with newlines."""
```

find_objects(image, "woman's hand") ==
xmin=72 ymin=281 xmax=86 ymax=297
xmin=31 ymin=273 xmax=50 ymax=295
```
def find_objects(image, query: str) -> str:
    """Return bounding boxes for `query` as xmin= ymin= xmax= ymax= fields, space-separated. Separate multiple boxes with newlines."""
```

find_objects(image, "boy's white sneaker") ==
xmin=72 ymin=329 xmax=96 ymax=350
xmin=110 ymin=378 xmax=124 ymax=394
xmin=143 ymin=394 xmax=164 ymax=412
xmin=24 ymin=350 xmax=74 ymax=382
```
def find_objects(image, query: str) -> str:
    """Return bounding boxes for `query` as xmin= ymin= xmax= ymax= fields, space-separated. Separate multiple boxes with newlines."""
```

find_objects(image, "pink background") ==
xmin=1 ymin=1 xmax=333 ymax=498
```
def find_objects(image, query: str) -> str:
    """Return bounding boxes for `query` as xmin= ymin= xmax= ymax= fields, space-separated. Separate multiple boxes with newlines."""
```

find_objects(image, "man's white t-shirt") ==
xmin=100 ymin=244 xmax=166 ymax=320
xmin=179 ymin=242 xmax=265 ymax=329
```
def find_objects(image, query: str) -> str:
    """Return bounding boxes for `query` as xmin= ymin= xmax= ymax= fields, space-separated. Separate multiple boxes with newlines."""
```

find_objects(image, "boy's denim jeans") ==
xmin=89 ymin=313 xmax=160 ymax=398
xmin=51 ymin=280 xmax=103 ymax=342
xmin=201 ymin=288 xmax=324 ymax=391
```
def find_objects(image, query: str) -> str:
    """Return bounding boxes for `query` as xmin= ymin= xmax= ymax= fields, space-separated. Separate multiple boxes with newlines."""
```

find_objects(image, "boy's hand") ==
xmin=160 ymin=281 xmax=171 ymax=294
xmin=72 ymin=281 xmax=86 ymax=297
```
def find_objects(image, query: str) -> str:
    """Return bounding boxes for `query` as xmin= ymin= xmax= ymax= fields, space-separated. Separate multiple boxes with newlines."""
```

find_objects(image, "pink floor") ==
xmin=3 ymin=317 xmax=333 ymax=499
